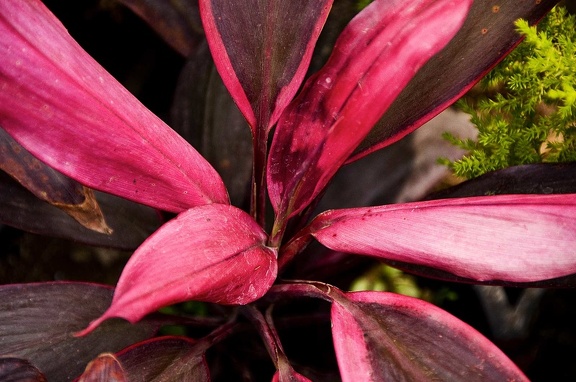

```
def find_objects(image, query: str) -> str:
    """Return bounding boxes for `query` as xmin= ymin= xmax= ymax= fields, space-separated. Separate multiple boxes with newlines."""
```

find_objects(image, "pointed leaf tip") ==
xmin=80 ymin=204 xmax=277 ymax=335
xmin=0 ymin=0 xmax=228 ymax=212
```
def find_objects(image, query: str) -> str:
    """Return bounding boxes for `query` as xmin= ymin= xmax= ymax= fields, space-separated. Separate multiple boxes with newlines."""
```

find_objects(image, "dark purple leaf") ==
xmin=427 ymin=162 xmax=576 ymax=200
xmin=0 ymin=0 xmax=228 ymax=212
xmin=78 ymin=204 xmax=277 ymax=335
xmin=0 ymin=282 xmax=159 ymax=382
xmin=0 ymin=128 xmax=111 ymax=234
xmin=331 ymin=291 xmax=528 ymax=381
xmin=199 ymin=0 xmax=333 ymax=132
xmin=116 ymin=336 xmax=210 ymax=381
xmin=267 ymin=0 xmax=472 ymax=219
xmin=309 ymin=194 xmax=576 ymax=283
xmin=0 ymin=358 xmax=47 ymax=382
xmin=117 ymin=0 xmax=203 ymax=57
xmin=350 ymin=0 xmax=560 ymax=160
xmin=0 ymin=172 xmax=161 ymax=250
xmin=171 ymin=42 xmax=253 ymax=207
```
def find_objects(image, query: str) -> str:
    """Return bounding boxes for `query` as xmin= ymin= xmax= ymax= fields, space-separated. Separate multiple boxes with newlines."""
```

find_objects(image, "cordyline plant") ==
xmin=1 ymin=0 xmax=575 ymax=380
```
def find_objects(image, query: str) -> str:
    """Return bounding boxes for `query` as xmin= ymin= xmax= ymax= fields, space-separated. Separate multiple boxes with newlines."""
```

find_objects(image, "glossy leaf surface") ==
xmin=200 ymin=0 xmax=333 ymax=132
xmin=310 ymin=194 xmax=576 ymax=282
xmin=0 ymin=0 xmax=228 ymax=213
xmin=79 ymin=204 xmax=277 ymax=335
xmin=0 ymin=128 xmax=111 ymax=234
xmin=267 ymin=0 xmax=472 ymax=218
xmin=331 ymin=291 xmax=528 ymax=381
xmin=0 ymin=283 xmax=159 ymax=381
xmin=351 ymin=0 xmax=559 ymax=160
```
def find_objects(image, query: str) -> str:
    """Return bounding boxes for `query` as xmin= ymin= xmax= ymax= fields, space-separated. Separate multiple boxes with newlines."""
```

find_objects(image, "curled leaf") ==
xmin=78 ymin=204 xmax=277 ymax=335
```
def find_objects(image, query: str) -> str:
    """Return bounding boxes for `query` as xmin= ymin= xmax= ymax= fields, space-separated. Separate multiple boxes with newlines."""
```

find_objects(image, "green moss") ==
xmin=442 ymin=6 xmax=576 ymax=179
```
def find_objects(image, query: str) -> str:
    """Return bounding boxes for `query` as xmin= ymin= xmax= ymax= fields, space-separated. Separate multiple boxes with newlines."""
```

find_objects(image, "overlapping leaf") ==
xmin=331 ymin=291 xmax=528 ymax=381
xmin=0 ymin=358 xmax=47 ymax=382
xmin=0 ymin=128 xmax=111 ymax=234
xmin=309 ymin=194 xmax=576 ymax=282
xmin=78 ymin=337 xmax=210 ymax=382
xmin=267 ymin=0 xmax=472 ymax=219
xmin=350 ymin=0 xmax=560 ymax=160
xmin=0 ymin=283 xmax=160 ymax=381
xmin=0 ymin=0 xmax=228 ymax=213
xmin=78 ymin=204 xmax=277 ymax=335
xmin=199 ymin=0 xmax=333 ymax=132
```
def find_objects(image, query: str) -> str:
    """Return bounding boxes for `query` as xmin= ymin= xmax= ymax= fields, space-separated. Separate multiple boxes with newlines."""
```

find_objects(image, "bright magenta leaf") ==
xmin=331 ymin=291 xmax=528 ymax=381
xmin=310 ymin=194 xmax=576 ymax=282
xmin=78 ymin=204 xmax=277 ymax=335
xmin=267 ymin=0 xmax=472 ymax=219
xmin=350 ymin=0 xmax=559 ymax=160
xmin=0 ymin=0 xmax=228 ymax=213
xmin=199 ymin=0 xmax=333 ymax=133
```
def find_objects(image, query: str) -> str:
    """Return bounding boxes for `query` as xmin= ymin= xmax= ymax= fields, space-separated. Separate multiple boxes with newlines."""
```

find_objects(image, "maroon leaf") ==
xmin=116 ymin=337 xmax=210 ymax=381
xmin=199 ymin=0 xmax=333 ymax=132
xmin=117 ymin=0 xmax=203 ymax=57
xmin=77 ymin=354 xmax=126 ymax=382
xmin=0 ymin=282 xmax=159 ymax=382
xmin=309 ymin=194 xmax=576 ymax=283
xmin=0 ymin=172 xmax=160 ymax=250
xmin=267 ymin=0 xmax=472 ymax=219
xmin=331 ymin=291 xmax=528 ymax=381
xmin=0 ymin=358 xmax=47 ymax=382
xmin=350 ymin=0 xmax=559 ymax=160
xmin=0 ymin=0 xmax=228 ymax=213
xmin=78 ymin=204 xmax=277 ymax=335
xmin=1 ymin=128 xmax=111 ymax=234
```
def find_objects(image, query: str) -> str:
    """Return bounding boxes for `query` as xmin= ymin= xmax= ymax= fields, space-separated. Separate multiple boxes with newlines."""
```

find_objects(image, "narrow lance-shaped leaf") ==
xmin=331 ymin=291 xmax=528 ymax=381
xmin=78 ymin=204 xmax=277 ymax=336
xmin=199 ymin=0 xmax=333 ymax=133
xmin=350 ymin=0 xmax=559 ymax=160
xmin=267 ymin=0 xmax=472 ymax=219
xmin=1 ymin=128 xmax=111 ymax=234
xmin=309 ymin=194 xmax=576 ymax=283
xmin=0 ymin=0 xmax=228 ymax=213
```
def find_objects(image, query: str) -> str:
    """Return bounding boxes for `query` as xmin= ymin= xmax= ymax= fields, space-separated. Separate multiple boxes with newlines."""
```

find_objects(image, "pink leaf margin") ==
xmin=311 ymin=194 xmax=576 ymax=283
xmin=331 ymin=291 xmax=528 ymax=382
xmin=0 ymin=0 xmax=228 ymax=212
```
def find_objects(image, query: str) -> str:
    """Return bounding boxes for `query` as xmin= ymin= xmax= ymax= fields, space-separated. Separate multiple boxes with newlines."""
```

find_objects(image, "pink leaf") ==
xmin=267 ymin=0 xmax=472 ymax=219
xmin=199 ymin=0 xmax=333 ymax=133
xmin=0 ymin=0 xmax=228 ymax=213
xmin=311 ymin=194 xmax=576 ymax=282
xmin=78 ymin=204 xmax=277 ymax=335
xmin=331 ymin=291 xmax=528 ymax=381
